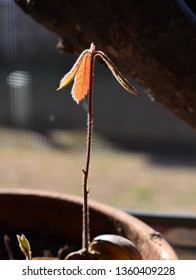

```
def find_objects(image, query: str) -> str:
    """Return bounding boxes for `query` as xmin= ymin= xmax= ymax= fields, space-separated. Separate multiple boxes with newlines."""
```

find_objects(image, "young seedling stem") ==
xmin=82 ymin=55 xmax=95 ymax=251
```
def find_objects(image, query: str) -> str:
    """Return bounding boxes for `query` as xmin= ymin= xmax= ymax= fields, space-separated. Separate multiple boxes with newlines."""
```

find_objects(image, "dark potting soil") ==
xmin=0 ymin=232 xmax=79 ymax=260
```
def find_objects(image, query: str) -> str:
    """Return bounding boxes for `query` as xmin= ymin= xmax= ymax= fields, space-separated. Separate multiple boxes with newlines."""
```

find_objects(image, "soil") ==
xmin=1 ymin=233 xmax=77 ymax=260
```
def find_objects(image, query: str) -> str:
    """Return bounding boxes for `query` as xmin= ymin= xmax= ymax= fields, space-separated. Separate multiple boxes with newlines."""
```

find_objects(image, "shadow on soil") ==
xmin=105 ymin=136 xmax=196 ymax=168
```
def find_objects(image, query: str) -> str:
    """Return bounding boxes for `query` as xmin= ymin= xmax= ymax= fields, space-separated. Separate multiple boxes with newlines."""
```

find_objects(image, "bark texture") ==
xmin=15 ymin=0 xmax=196 ymax=128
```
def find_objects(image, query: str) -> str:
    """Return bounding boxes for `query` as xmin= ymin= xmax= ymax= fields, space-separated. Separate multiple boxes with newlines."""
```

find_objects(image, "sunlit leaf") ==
xmin=57 ymin=42 xmax=140 ymax=105
xmin=57 ymin=50 xmax=88 ymax=91
xmin=17 ymin=234 xmax=32 ymax=260
xmin=72 ymin=51 xmax=92 ymax=103
xmin=95 ymin=51 xmax=141 ymax=96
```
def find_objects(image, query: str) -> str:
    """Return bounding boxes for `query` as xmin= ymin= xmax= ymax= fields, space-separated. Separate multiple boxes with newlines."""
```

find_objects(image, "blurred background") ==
xmin=0 ymin=1 xmax=196 ymax=213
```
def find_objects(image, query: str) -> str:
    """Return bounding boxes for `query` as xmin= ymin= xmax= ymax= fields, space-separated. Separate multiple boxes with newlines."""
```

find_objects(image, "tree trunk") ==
xmin=15 ymin=0 xmax=196 ymax=128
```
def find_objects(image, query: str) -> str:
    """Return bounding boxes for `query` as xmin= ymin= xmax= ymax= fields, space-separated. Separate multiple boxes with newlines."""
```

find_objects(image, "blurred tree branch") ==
xmin=15 ymin=0 xmax=196 ymax=128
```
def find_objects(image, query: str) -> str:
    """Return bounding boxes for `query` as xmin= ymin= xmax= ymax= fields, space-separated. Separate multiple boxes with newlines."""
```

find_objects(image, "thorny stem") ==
xmin=82 ymin=49 xmax=95 ymax=251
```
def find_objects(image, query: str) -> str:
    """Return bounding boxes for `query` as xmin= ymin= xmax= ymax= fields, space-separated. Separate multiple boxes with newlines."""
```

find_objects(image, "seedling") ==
xmin=17 ymin=234 xmax=32 ymax=260
xmin=57 ymin=43 xmax=141 ymax=257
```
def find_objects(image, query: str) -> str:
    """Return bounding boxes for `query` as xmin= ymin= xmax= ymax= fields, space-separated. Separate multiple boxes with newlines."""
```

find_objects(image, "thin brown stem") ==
xmin=4 ymin=235 xmax=14 ymax=260
xmin=82 ymin=52 xmax=95 ymax=251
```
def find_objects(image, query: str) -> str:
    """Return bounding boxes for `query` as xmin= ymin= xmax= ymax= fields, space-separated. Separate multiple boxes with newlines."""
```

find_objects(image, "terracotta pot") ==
xmin=0 ymin=189 xmax=178 ymax=259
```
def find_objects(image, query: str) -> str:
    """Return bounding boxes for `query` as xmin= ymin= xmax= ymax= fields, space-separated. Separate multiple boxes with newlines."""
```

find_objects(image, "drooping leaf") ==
xmin=95 ymin=51 xmax=141 ymax=96
xmin=72 ymin=51 xmax=92 ymax=103
xmin=57 ymin=50 xmax=88 ymax=91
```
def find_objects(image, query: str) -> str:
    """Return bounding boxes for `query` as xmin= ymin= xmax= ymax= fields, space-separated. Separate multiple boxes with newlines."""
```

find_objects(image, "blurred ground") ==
xmin=0 ymin=127 xmax=195 ymax=213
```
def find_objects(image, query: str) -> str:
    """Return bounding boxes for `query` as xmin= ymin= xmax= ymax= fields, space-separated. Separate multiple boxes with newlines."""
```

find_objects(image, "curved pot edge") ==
xmin=0 ymin=188 xmax=178 ymax=260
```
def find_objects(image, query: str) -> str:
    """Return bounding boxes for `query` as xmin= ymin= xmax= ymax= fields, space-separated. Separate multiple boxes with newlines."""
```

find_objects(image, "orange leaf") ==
xmin=72 ymin=51 xmax=92 ymax=103
xmin=57 ymin=50 xmax=88 ymax=91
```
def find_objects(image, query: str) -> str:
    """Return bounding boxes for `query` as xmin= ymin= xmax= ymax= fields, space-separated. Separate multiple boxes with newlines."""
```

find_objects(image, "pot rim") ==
xmin=0 ymin=188 xmax=178 ymax=260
